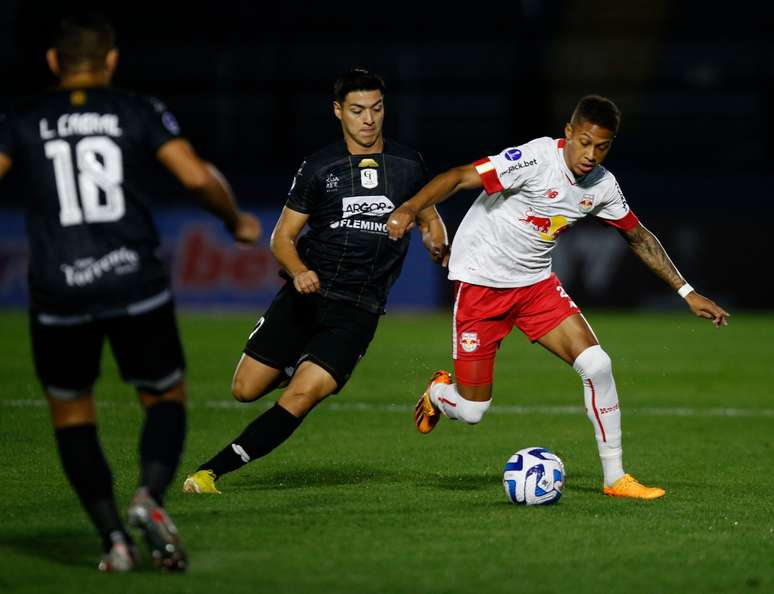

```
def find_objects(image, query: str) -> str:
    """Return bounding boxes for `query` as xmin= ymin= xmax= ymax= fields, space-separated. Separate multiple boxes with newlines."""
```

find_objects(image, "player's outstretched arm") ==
xmin=270 ymin=206 xmax=319 ymax=294
xmin=157 ymin=139 xmax=261 ymax=244
xmin=620 ymin=223 xmax=730 ymax=327
xmin=416 ymin=206 xmax=450 ymax=267
xmin=388 ymin=163 xmax=482 ymax=241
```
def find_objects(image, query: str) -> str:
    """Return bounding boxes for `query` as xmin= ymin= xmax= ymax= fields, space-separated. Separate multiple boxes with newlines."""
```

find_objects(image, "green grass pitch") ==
xmin=0 ymin=309 xmax=772 ymax=594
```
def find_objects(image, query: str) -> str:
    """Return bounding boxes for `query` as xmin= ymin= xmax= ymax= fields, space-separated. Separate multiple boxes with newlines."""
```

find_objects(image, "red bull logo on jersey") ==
xmin=519 ymin=208 xmax=570 ymax=241
xmin=460 ymin=332 xmax=480 ymax=353
xmin=579 ymin=193 xmax=595 ymax=213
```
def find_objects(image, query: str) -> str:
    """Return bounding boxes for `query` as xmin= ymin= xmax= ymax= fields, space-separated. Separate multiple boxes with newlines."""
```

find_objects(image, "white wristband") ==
xmin=677 ymin=283 xmax=694 ymax=299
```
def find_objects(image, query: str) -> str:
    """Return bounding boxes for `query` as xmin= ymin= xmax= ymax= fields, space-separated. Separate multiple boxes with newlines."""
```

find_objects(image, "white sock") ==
xmin=429 ymin=383 xmax=491 ymax=424
xmin=573 ymin=345 xmax=625 ymax=486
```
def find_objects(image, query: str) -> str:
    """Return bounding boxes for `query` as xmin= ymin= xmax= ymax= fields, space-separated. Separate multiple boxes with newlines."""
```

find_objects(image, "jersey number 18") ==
xmin=44 ymin=136 xmax=125 ymax=226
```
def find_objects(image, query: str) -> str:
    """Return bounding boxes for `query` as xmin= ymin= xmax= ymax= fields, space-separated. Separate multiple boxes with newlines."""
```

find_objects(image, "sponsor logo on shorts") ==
xmin=460 ymin=332 xmax=480 ymax=353
xmin=503 ymin=148 xmax=522 ymax=161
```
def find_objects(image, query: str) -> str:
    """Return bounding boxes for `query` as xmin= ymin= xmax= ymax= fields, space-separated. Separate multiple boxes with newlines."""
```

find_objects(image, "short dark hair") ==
xmin=53 ymin=13 xmax=116 ymax=73
xmin=333 ymin=68 xmax=385 ymax=104
xmin=571 ymin=95 xmax=621 ymax=134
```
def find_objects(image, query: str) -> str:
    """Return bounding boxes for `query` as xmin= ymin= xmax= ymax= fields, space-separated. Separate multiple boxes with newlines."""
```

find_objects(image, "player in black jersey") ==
xmin=0 ymin=14 xmax=261 ymax=571
xmin=182 ymin=68 xmax=448 ymax=494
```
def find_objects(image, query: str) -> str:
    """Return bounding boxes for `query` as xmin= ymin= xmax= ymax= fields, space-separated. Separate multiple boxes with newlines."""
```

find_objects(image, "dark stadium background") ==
xmin=2 ymin=0 xmax=772 ymax=310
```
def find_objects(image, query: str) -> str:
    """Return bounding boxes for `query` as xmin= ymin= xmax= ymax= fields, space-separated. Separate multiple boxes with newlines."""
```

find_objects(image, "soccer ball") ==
xmin=502 ymin=447 xmax=565 ymax=505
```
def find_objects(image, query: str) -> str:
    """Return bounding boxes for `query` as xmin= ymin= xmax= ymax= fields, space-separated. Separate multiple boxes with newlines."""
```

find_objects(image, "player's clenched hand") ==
xmin=387 ymin=205 xmax=416 ymax=240
xmin=686 ymin=292 xmax=730 ymax=327
xmin=422 ymin=231 xmax=450 ymax=267
xmin=233 ymin=212 xmax=262 ymax=244
xmin=292 ymin=270 xmax=320 ymax=294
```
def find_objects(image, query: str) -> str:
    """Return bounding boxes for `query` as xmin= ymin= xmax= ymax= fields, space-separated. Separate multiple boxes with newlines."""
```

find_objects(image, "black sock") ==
xmin=199 ymin=404 xmax=302 ymax=477
xmin=54 ymin=424 xmax=128 ymax=551
xmin=139 ymin=401 xmax=186 ymax=504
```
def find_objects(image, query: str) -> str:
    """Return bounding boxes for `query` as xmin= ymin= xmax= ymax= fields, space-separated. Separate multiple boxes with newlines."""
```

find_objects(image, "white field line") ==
xmin=2 ymin=399 xmax=773 ymax=418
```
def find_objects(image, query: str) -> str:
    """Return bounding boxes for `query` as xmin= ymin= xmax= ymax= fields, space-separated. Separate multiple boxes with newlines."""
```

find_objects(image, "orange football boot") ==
xmin=603 ymin=474 xmax=665 ymax=500
xmin=414 ymin=370 xmax=452 ymax=434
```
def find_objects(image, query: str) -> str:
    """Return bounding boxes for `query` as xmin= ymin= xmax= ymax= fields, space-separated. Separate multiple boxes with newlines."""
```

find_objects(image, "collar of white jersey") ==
xmin=555 ymin=138 xmax=576 ymax=184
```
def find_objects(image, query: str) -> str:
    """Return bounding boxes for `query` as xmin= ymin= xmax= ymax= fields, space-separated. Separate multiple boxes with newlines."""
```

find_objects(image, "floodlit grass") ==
xmin=1 ymin=309 xmax=772 ymax=594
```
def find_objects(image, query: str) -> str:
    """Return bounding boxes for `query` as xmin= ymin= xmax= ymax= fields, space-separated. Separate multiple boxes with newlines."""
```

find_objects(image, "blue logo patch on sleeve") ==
xmin=504 ymin=148 xmax=522 ymax=161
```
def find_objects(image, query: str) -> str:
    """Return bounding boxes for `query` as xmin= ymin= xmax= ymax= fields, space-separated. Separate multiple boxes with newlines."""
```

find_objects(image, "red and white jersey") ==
xmin=448 ymin=137 xmax=638 ymax=288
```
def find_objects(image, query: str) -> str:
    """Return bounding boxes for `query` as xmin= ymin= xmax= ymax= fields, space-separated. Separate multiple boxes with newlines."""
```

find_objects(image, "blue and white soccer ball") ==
xmin=503 ymin=447 xmax=565 ymax=505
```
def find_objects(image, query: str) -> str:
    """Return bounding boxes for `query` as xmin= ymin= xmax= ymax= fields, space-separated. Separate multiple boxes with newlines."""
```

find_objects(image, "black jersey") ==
xmin=285 ymin=139 xmax=428 ymax=314
xmin=0 ymin=87 xmax=181 ymax=317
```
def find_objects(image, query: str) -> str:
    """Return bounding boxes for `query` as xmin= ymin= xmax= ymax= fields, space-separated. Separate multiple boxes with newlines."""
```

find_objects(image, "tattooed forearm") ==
xmin=621 ymin=224 xmax=685 ymax=290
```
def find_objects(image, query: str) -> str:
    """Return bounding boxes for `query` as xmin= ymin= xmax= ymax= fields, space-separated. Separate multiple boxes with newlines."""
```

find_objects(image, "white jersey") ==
xmin=448 ymin=137 xmax=638 ymax=288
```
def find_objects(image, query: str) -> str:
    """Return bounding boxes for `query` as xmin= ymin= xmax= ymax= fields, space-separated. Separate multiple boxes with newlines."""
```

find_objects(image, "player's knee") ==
xmin=574 ymin=345 xmax=612 ymax=379
xmin=279 ymin=387 xmax=328 ymax=417
xmin=140 ymin=381 xmax=186 ymax=407
xmin=456 ymin=397 xmax=492 ymax=424
xmin=231 ymin=378 xmax=259 ymax=403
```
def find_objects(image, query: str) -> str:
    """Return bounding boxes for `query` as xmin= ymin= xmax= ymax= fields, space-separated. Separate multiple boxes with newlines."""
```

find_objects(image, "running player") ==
xmin=0 ymin=14 xmax=260 ymax=570
xmin=386 ymin=94 xmax=729 ymax=500
xmin=182 ymin=68 xmax=449 ymax=494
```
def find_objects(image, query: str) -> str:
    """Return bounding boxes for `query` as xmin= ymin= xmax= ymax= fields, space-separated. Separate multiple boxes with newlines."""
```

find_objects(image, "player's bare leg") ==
xmin=538 ymin=313 xmax=664 ymax=500
xmin=276 ymin=360 xmax=337 ymax=417
xmin=231 ymin=354 xmax=290 ymax=403
xmin=47 ymin=394 xmax=138 ymax=571
xmin=130 ymin=382 xmax=188 ymax=570
xmin=185 ymin=361 xmax=336 ymax=492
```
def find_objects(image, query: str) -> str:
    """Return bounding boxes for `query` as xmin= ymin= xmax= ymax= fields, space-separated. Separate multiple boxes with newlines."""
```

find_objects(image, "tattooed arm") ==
xmin=620 ymin=223 xmax=730 ymax=327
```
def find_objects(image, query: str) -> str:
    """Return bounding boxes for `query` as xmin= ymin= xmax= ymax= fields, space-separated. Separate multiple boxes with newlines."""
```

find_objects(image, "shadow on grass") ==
xmin=0 ymin=528 xmax=165 ymax=572
xmin=226 ymin=463 xmax=495 ymax=493
xmin=231 ymin=464 xmax=396 ymax=491
xmin=0 ymin=529 xmax=101 ymax=568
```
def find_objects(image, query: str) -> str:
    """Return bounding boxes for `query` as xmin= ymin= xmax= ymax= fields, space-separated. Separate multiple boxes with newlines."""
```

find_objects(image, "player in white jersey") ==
xmin=387 ymin=95 xmax=729 ymax=500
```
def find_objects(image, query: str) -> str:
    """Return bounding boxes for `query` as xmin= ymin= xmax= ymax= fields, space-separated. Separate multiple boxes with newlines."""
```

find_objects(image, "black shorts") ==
xmin=244 ymin=282 xmax=379 ymax=393
xmin=30 ymin=301 xmax=186 ymax=399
